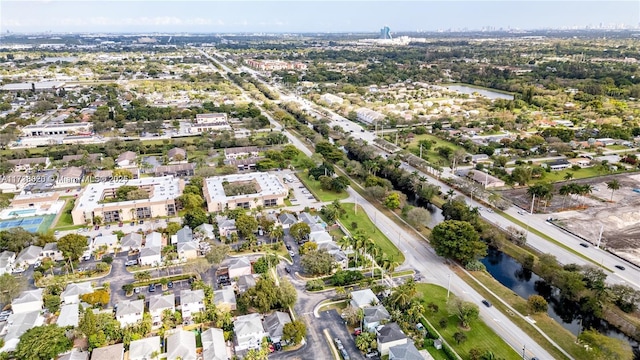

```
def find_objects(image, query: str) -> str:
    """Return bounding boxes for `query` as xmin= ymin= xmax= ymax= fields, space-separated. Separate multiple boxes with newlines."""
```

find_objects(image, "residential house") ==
xmin=138 ymin=246 xmax=161 ymax=266
xmin=227 ymin=257 xmax=252 ymax=279
xmin=225 ymin=157 xmax=262 ymax=172
xmin=115 ymin=299 xmax=144 ymax=328
xmin=7 ymin=157 xmax=50 ymax=171
xmin=236 ymin=274 xmax=257 ymax=294
xmin=154 ymin=163 xmax=196 ymax=177
xmin=41 ymin=242 xmax=64 ymax=261
xmin=350 ymin=289 xmax=378 ymax=309
xmin=172 ymin=225 xmax=193 ymax=244
xmin=201 ymin=327 xmax=228 ymax=360
xmin=145 ymin=232 xmax=163 ymax=247
xmin=470 ymin=154 xmax=489 ymax=163
xmin=224 ymin=146 xmax=259 ymax=160
xmin=128 ymin=336 xmax=161 ymax=360
xmin=177 ymin=241 xmax=199 ymax=260
xmin=11 ymin=289 xmax=43 ymax=313
xmin=168 ymin=147 xmax=187 ymax=162
xmin=15 ymin=245 xmax=43 ymax=268
xmin=148 ymin=294 xmax=175 ymax=328
xmin=217 ymin=217 xmax=237 ymax=238
xmin=234 ymin=313 xmax=268 ymax=351
xmin=58 ymin=349 xmax=90 ymax=360
xmin=92 ymin=234 xmax=119 ymax=254
xmin=180 ymin=289 xmax=205 ymax=322
xmin=278 ymin=213 xmax=297 ymax=229
xmin=0 ymin=251 xmax=15 ymax=275
xmin=116 ymin=151 xmax=137 ymax=167
xmin=389 ymin=341 xmax=428 ymax=360
xmin=195 ymin=223 xmax=216 ymax=240
xmin=263 ymin=311 xmax=292 ymax=343
xmin=61 ymin=281 xmax=93 ymax=304
xmin=57 ymin=303 xmax=80 ymax=327
xmin=568 ymin=158 xmax=592 ymax=168
xmin=546 ymin=159 xmax=571 ymax=171
xmin=465 ymin=170 xmax=505 ymax=189
xmin=0 ymin=311 xmax=44 ymax=352
xmin=363 ymin=305 xmax=391 ymax=331
xmin=90 ymin=343 xmax=124 ymax=360
xmin=298 ymin=212 xmax=324 ymax=227
xmin=377 ymin=323 xmax=408 ymax=356
xmin=317 ymin=242 xmax=348 ymax=270
xmin=213 ymin=287 xmax=237 ymax=312
xmin=166 ymin=330 xmax=197 ymax=360
xmin=309 ymin=231 xmax=333 ymax=244
xmin=57 ymin=167 xmax=84 ymax=186
xmin=120 ymin=233 xmax=143 ymax=252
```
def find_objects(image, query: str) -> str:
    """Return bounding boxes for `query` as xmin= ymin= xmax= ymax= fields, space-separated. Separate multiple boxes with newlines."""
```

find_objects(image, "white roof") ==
xmin=16 ymin=245 xmax=42 ymax=263
xmin=234 ymin=313 xmax=264 ymax=338
xmin=57 ymin=304 xmax=80 ymax=327
xmin=201 ymin=328 xmax=228 ymax=360
xmin=148 ymin=294 xmax=175 ymax=313
xmin=145 ymin=232 xmax=163 ymax=247
xmin=74 ymin=176 xmax=181 ymax=212
xmin=180 ymin=289 xmax=204 ymax=305
xmin=139 ymin=246 xmax=161 ymax=258
xmin=204 ymin=172 xmax=287 ymax=203
xmin=350 ymin=289 xmax=378 ymax=308
xmin=93 ymin=234 xmax=118 ymax=247
xmin=166 ymin=330 xmax=197 ymax=360
xmin=116 ymin=299 xmax=144 ymax=317
xmin=214 ymin=288 xmax=236 ymax=306
xmin=61 ymin=281 xmax=93 ymax=298
xmin=121 ymin=233 xmax=143 ymax=248
xmin=129 ymin=336 xmax=161 ymax=360
xmin=1 ymin=311 xmax=43 ymax=352
xmin=12 ymin=288 xmax=43 ymax=307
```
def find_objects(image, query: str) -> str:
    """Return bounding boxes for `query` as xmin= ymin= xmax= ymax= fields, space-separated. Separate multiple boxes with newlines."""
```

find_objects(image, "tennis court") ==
xmin=0 ymin=216 xmax=45 ymax=233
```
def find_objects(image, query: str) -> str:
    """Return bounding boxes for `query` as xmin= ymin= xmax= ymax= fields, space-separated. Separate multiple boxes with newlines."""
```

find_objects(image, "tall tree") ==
xmin=57 ymin=234 xmax=88 ymax=271
xmin=0 ymin=273 xmax=26 ymax=305
xmin=282 ymin=320 xmax=307 ymax=345
xmin=15 ymin=324 xmax=72 ymax=360
xmin=606 ymin=179 xmax=620 ymax=201
xmin=289 ymin=222 xmax=311 ymax=243
xmin=430 ymin=220 xmax=487 ymax=265
xmin=205 ymin=243 xmax=230 ymax=266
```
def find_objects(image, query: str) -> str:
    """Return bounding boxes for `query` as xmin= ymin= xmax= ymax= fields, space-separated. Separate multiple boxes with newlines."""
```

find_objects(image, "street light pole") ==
xmin=522 ymin=345 xmax=526 ymax=359
xmin=447 ymin=274 xmax=452 ymax=298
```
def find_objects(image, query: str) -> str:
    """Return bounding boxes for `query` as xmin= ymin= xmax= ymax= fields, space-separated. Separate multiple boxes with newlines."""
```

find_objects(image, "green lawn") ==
xmin=605 ymin=144 xmax=629 ymax=151
xmin=54 ymin=199 xmax=76 ymax=229
xmin=530 ymin=167 xmax=604 ymax=184
xmin=417 ymin=283 xmax=520 ymax=360
xmin=296 ymin=172 xmax=349 ymax=202
xmin=399 ymin=134 xmax=464 ymax=167
xmin=338 ymin=203 xmax=404 ymax=264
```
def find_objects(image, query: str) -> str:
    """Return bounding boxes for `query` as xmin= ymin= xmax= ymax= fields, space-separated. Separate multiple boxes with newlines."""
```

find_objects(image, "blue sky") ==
xmin=1 ymin=1 xmax=639 ymax=33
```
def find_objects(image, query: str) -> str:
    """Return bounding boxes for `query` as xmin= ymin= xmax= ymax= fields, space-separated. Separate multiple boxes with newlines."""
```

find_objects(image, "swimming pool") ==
xmin=8 ymin=209 xmax=37 ymax=216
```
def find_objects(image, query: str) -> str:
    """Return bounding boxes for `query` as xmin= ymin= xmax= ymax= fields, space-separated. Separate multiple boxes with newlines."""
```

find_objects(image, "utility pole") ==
xmin=530 ymin=194 xmax=536 ymax=215
xmin=420 ymin=144 xmax=423 ymax=159
xmin=522 ymin=345 xmax=526 ymax=360
xmin=447 ymin=274 xmax=452 ymax=298
xmin=596 ymin=224 xmax=604 ymax=248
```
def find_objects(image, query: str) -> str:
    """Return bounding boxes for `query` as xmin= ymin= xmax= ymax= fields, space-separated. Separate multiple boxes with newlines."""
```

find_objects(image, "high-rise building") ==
xmin=380 ymin=26 xmax=392 ymax=40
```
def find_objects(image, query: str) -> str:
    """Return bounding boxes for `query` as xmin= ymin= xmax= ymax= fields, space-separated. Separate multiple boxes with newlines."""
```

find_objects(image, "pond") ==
xmin=406 ymin=194 xmax=444 ymax=229
xmin=481 ymin=247 xmax=639 ymax=357
xmin=446 ymin=84 xmax=514 ymax=100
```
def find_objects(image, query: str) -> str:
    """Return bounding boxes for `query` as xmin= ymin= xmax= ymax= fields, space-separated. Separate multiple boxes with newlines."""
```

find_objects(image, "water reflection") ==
xmin=480 ymin=247 xmax=638 ymax=356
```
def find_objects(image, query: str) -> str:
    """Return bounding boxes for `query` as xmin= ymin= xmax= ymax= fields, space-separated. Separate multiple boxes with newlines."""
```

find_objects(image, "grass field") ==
xmin=54 ymin=199 xmax=76 ymax=229
xmin=400 ymin=134 xmax=464 ymax=167
xmin=338 ymin=203 xmax=404 ymax=264
xmin=417 ymin=283 xmax=521 ymax=360
xmin=530 ymin=167 xmax=603 ymax=184
xmin=296 ymin=172 xmax=349 ymax=202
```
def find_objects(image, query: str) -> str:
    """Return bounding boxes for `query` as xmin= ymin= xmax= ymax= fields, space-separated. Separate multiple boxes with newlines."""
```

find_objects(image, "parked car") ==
xmin=119 ymin=222 xmax=124 ymax=227
xmin=334 ymin=338 xmax=344 ymax=350
xmin=167 ymin=281 xmax=174 ymax=289
xmin=289 ymin=250 xmax=296 ymax=257
xmin=130 ymin=221 xmax=135 ymax=226
xmin=125 ymin=260 xmax=138 ymax=267
xmin=354 ymin=328 xmax=362 ymax=336
xmin=138 ymin=220 xmax=144 ymax=225
xmin=285 ymin=244 xmax=292 ymax=250
xmin=134 ymin=287 xmax=141 ymax=294
xmin=12 ymin=267 xmax=25 ymax=274
xmin=285 ymin=267 xmax=291 ymax=274
xmin=94 ymin=225 xmax=100 ymax=230
xmin=340 ymin=348 xmax=350 ymax=360
xmin=365 ymin=350 xmax=379 ymax=358
xmin=149 ymin=284 xmax=156 ymax=292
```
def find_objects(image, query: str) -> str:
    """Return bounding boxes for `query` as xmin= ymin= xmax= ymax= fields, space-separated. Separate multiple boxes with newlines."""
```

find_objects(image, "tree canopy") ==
xmin=430 ymin=220 xmax=487 ymax=264
xmin=57 ymin=234 xmax=88 ymax=262
xmin=15 ymin=324 xmax=72 ymax=360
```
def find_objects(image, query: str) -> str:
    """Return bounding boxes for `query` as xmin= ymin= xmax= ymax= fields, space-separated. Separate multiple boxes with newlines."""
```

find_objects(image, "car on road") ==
xmin=289 ymin=250 xmax=296 ymax=257
xmin=615 ymin=265 xmax=626 ymax=271
xmin=149 ymin=284 xmax=156 ymax=292
xmin=334 ymin=338 xmax=344 ymax=350
xmin=125 ymin=260 xmax=138 ymax=266
xmin=517 ymin=210 xmax=526 ymax=215
xmin=285 ymin=244 xmax=292 ymax=250
xmin=139 ymin=220 xmax=144 ymax=225
xmin=486 ymin=208 xmax=494 ymax=213
xmin=482 ymin=299 xmax=492 ymax=307
xmin=94 ymin=225 xmax=100 ymax=230
xmin=580 ymin=243 xmax=589 ymax=248
xmin=167 ymin=281 xmax=174 ymax=289
xmin=340 ymin=348 xmax=350 ymax=360
xmin=130 ymin=221 xmax=135 ymax=226
xmin=285 ymin=267 xmax=291 ymax=273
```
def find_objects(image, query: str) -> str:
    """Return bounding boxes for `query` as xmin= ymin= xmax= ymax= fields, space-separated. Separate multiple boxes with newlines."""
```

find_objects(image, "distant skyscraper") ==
xmin=380 ymin=26 xmax=392 ymax=40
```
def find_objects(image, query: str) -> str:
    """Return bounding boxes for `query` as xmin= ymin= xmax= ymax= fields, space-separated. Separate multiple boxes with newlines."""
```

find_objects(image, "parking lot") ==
xmin=273 ymin=169 xmax=320 ymax=209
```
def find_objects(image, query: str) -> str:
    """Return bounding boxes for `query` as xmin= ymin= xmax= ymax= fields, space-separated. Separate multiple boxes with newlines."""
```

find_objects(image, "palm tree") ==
xmin=607 ymin=179 xmax=620 ymax=201
xmin=446 ymin=189 xmax=455 ymax=200
xmin=559 ymin=184 xmax=572 ymax=209
xmin=564 ymin=172 xmax=574 ymax=181
xmin=268 ymin=225 xmax=284 ymax=243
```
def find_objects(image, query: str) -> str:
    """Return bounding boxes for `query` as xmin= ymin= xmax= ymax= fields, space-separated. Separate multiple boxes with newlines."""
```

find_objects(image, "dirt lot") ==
xmin=500 ymin=173 xmax=640 ymax=265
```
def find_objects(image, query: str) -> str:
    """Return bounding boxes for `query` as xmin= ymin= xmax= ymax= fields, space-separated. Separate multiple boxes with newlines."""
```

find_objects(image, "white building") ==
xmin=204 ymin=172 xmax=288 ymax=212
xmin=166 ymin=330 xmax=197 ymax=360
xmin=57 ymin=304 xmax=80 ymax=328
xmin=355 ymin=107 xmax=385 ymax=124
xmin=61 ymin=281 xmax=93 ymax=304
xmin=11 ymin=289 xmax=43 ymax=314
xmin=15 ymin=245 xmax=42 ymax=268
xmin=115 ymin=299 xmax=144 ymax=328
xmin=350 ymin=288 xmax=378 ymax=309
xmin=213 ymin=287 xmax=237 ymax=312
xmin=234 ymin=313 xmax=268 ymax=351
xmin=320 ymin=93 xmax=344 ymax=105
xmin=21 ymin=122 xmax=92 ymax=137
xmin=377 ymin=323 xmax=408 ymax=356
xmin=138 ymin=246 xmax=161 ymax=266
xmin=0 ymin=311 xmax=44 ymax=352
xmin=41 ymin=243 xmax=64 ymax=261
xmin=201 ymin=327 xmax=228 ymax=360
xmin=227 ymin=257 xmax=252 ymax=279
xmin=145 ymin=232 xmax=163 ymax=247
xmin=120 ymin=233 xmax=143 ymax=252
xmin=91 ymin=234 xmax=119 ymax=254
xmin=128 ymin=336 xmax=162 ymax=360
xmin=148 ymin=293 xmax=175 ymax=328
xmin=180 ymin=289 xmax=205 ymax=322
xmin=0 ymin=251 xmax=15 ymax=275
xmin=195 ymin=113 xmax=228 ymax=124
